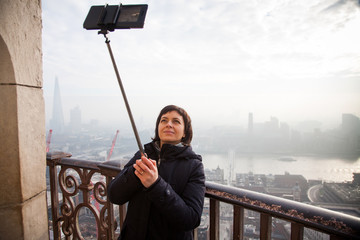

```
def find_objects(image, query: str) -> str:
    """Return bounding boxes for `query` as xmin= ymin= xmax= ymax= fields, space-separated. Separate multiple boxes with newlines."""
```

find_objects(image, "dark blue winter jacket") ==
xmin=108 ymin=141 xmax=205 ymax=240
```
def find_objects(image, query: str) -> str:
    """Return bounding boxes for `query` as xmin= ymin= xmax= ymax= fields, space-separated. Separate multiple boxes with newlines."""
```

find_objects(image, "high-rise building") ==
xmin=248 ymin=112 xmax=253 ymax=134
xmin=342 ymin=113 xmax=360 ymax=134
xmin=341 ymin=113 xmax=360 ymax=153
xmin=264 ymin=116 xmax=279 ymax=137
xmin=50 ymin=77 xmax=65 ymax=134
xmin=70 ymin=106 xmax=82 ymax=133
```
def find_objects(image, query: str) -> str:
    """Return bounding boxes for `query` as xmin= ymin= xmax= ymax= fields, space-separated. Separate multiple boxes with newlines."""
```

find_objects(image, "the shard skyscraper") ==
xmin=50 ymin=77 xmax=65 ymax=134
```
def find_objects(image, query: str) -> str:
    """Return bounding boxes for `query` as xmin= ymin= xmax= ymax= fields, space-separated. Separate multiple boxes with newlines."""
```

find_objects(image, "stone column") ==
xmin=0 ymin=0 xmax=48 ymax=239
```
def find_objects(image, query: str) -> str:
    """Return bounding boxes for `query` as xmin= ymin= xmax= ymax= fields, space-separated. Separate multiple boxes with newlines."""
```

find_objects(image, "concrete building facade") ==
xmin=0 ymin=0 xmax=48 ymax=239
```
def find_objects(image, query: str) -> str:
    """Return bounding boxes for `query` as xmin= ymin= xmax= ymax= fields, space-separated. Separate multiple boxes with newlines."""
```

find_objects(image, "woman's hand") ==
xmin=133 ymin=156 xmax=158 ymax=188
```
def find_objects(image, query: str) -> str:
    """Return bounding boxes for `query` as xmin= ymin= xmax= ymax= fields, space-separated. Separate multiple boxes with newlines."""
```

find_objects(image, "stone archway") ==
xmin=0 ymin=0 xmax=48 ymax=239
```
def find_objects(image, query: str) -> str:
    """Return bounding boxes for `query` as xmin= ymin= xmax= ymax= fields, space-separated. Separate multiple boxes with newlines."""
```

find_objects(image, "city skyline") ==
xmin=46 ymin=78 xmax=358 ymax=133
xmin=48 ymin=78 xmax=360 ymax=159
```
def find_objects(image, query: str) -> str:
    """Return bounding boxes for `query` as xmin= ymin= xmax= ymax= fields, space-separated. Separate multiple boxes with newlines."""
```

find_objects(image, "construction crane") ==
xmin=46 ymin=129 xmax=53 ymax=153
xmin=107 ymin=130 xmax=119 ymax=161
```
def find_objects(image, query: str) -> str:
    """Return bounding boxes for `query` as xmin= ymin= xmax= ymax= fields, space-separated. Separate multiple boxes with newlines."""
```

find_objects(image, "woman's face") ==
xmin=158 ymin=111 xmax=185 ymax=147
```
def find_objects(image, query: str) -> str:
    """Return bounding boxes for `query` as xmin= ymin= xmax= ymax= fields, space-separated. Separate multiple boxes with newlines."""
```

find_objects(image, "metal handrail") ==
xmin=205 ymin=181 xmax=360 ymax=240
xmin=46 ymin=152 xmax=360 ymax=240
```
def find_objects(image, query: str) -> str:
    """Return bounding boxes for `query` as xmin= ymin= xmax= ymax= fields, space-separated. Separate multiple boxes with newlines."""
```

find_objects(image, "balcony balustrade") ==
xmin=46 ymin=152 xmax=360 ymax=240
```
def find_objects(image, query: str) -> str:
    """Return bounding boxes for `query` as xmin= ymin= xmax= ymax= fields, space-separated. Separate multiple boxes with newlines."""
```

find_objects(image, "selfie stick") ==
xmin=99 ymin=30 xmax=145 ymax=156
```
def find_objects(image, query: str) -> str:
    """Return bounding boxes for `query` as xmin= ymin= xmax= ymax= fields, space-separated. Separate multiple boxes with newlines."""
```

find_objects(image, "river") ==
xmin=201 ymin=152 xmax=360 ymax=182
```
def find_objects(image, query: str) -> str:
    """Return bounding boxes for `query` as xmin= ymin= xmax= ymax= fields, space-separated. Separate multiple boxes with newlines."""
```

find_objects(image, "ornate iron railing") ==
xmin=47 ymin=152 xmax=124 ymax=239
xmin=46 ymin=152 xmax=360 ymax=240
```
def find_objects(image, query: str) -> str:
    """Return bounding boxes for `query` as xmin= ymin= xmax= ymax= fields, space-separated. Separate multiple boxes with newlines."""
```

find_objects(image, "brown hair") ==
xmin=153 ymin=105 xmax=193 ymax=146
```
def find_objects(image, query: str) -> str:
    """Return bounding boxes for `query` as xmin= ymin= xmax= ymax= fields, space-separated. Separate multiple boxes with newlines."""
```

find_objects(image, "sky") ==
xmin=42 ymin=0 xmax=360 ymax=131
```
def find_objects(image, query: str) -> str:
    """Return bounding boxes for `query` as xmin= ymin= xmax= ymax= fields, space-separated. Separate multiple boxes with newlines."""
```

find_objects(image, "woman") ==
xmin=108 ymin=105 xmax=205 ymax=240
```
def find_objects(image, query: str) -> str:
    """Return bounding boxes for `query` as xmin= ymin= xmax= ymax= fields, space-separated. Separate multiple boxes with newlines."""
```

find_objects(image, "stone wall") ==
xmin=0 ymin=0 xmax=48 ymax=239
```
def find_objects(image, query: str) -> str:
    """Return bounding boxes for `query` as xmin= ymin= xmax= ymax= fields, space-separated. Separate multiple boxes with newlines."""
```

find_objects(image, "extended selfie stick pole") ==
xmin=99 ymin=30 xmax=145 ymax=156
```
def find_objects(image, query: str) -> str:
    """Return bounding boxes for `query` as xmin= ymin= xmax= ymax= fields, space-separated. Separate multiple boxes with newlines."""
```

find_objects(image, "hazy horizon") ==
xmin=44 ymin=93 xmax=356 ymax=134
xmin=43 ymin=0 xmax=360 ymax=132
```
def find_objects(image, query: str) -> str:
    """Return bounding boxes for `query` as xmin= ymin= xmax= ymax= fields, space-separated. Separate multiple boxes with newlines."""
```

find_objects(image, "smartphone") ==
xmin=83 ymin=4 xmax=148 ymax=31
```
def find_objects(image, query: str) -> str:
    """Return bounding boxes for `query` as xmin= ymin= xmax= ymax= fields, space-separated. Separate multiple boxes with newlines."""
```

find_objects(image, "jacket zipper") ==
xmin=158 ymin=150 xmax=162 ymax=167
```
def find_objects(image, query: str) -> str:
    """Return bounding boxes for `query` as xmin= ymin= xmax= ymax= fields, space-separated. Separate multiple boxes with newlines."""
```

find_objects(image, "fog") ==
xmin=43 ymin=0 xmax=360 ymax=133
